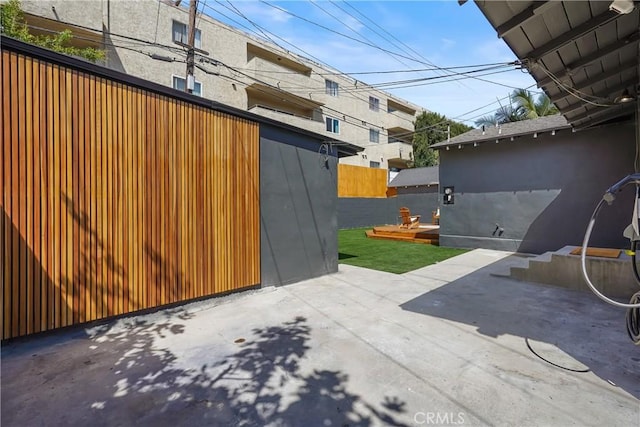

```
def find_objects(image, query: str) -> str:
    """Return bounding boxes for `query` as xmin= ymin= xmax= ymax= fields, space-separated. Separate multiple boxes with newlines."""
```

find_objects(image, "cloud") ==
xmin=342 ymin=14 xmax=365 ymax=33
xmin=264 ymin=7 xmax=292 ymax=23
xmin=207 ymin=1 xmax=540 ymax=125
xmin=441 ymin=38 xmax=456 ymax=50
xmin=473 ymin=38 xmax=519 ymax=63
xmin=393 ymin=70 xmax=538 ymax=125
xmin=231 ymin=1 xmax=293 ymax=25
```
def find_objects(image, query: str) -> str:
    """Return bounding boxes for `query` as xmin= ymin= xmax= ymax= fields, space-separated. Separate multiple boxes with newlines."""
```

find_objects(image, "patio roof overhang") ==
xmin=466 ymin=0 xmax=639 ymax=131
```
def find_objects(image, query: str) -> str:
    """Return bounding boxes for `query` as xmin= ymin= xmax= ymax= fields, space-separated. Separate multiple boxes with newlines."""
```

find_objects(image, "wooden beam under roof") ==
xmin=550 ymin=74 xmax=638 ymax=104
xmin=526 ymin=10 xmax=619 ymax=61
xmin=549 ymin=59 xmax=637 ymax=103
xmin=496 ymin=1 xmax=553 ymax=38
xmin=573 ymin=102 xmax=636 ymax=130
xmin=536 ymin=31 xmax=640 ymax=87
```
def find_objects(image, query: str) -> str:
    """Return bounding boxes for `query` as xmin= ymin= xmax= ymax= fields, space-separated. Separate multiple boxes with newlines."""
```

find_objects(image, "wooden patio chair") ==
xmin=399 ymin=207 xmax=420 ymax=229
xmin=432 ymin=208 xmax=440 ymax=225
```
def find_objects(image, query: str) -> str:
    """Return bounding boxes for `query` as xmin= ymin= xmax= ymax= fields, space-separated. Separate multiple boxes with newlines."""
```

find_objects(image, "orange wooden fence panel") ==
xmin=338 ymin=164 xmax=388 ymax=198
xmin=1 ymin=50 xmax=261 ymax=340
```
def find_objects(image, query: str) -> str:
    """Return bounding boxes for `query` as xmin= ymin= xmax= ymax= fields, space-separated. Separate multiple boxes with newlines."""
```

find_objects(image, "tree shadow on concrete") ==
xmin=401 ymin=254 xmax=640 ymax=400
xmin=83 ymin=315 xmax=409 ymax=426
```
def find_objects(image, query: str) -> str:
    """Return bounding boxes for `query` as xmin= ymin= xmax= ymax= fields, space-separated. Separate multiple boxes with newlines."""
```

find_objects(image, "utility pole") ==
xmin=185 ymin=0 xmax=198 ymax=94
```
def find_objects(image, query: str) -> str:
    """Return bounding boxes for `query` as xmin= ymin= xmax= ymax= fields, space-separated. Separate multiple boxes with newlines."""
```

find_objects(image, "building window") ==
xmin=369 ymin=128 xmax=380 ymax=143
xmin=325 ymin=117 xmax=340 ymax=134
xmin=172 ymin=75 xmax=202 ymax=96
xmin=369 ymin=161 xmax=380 ymax=168
xmin=172 ymin=20 xmax=202 ymax=49
xmin=369 ymin=96 xmax=379 ymax=111
xmin=325 ymin=79 xmax=339 ymax=96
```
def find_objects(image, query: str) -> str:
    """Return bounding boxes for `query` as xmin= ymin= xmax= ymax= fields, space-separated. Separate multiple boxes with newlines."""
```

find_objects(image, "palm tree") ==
xmin=494 ymin=102 xmax=526 ymax=124
xmin=512 ymin=89 xmax=558 ymax=119
xmin=474 ymin=114 xmax=499 ymax=128
xmin=474 ymin=89 xmax=558 ymax=128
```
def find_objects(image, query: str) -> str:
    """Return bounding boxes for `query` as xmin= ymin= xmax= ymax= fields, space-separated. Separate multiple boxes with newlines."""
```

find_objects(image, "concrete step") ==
xmin=489 ymin=253 xmax=536 ymax=277
xmin=510 ymin=251 xmax=554 ymax=279
xmin=510 ymin=245 xmax=639 ymax=298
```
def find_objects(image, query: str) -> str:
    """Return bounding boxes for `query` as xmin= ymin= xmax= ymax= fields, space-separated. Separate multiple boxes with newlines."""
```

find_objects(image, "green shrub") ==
xmin=1 ymin=0 xmax=105 ymax=62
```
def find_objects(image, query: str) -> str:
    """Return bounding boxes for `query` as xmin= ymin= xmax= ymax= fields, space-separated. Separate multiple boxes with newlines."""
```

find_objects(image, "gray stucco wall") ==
xmin=438 ymin=122 xmax=636 ymax=254
xmin=338 ymin=192 xmax=439 ymax=229
xmin=260 ymin=125 xmax=338 ymax=286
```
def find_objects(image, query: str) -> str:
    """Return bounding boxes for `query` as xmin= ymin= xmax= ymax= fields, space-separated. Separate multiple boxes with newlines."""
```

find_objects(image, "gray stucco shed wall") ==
xmin=438 ymin=122 xmax=636 ymax=253
xmin=260 ymin=125 xmax=338 ymax=286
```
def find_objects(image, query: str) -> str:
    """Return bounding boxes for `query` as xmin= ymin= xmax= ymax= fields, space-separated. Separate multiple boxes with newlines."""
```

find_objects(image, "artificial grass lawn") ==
xmin=338 ymin=228 xmax=468 ymax=274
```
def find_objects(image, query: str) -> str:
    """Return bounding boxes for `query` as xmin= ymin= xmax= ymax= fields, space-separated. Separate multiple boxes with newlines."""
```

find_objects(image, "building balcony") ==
xmin=384 ymin=141 xmax=413 ymax=169
xmin=245 ymin=56 xmax=319 ymax=95
xmin=387 ymin=126 xmax=413 ymax=145
xmin=386 ymin=99 xmax=417 ymax=128
xmin=247 ymin=105 xmax=325 ymax=134
xmin=23 ymin=13 xmax=103 ymax=52
xmin=362 ymin=141 xmax=413 ymax=170
xmin=246 ymin=82 xmax=324 ymax=119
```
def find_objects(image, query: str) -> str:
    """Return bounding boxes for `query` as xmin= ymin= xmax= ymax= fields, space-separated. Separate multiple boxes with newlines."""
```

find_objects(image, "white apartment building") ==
xmin=19 ymin=0 xmax=425 ymax=170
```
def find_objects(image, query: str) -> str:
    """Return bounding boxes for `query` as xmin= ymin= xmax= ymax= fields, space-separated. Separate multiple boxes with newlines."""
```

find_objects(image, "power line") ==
xmin=24 ymin=24 xmax=187 ymax=62
xmin=198 ymin=1 xmax=421 ymax=125
xmin=244 ymin=60 xmax=515 ymax=94
xmin=201 ymin=2 xmax=262 ymax=36
xmin=153 ymin=0 xmax=161 ymax=43
xmin=189 ymin=9 xmax=530 ymax=130
xmin=25 ymin=13 xmax=188 ymax=55
xmin=379 ymin=84 xmax=541 ymax=142
xmin=209 ymin=59 xmax=387 ymax=133
xmin=24 ymin=3 xmax=544 ymax=147
xmin=200 ymin=1 xmax=346 ymax=77
xmin=258 ymin=0 xmax=444 ymax=67
xmin=199 ymin=1 xmax=533 ymax=127
xmin=302 ymin=65 xmax=517 ymax=93
xmin=229 ymin=61 xmax=518 ymax=76
xmin=340 ymin=0 xmax=471 ymax=90
xmin=196 ymin=0 xmax=207 ymax=29
xmin=310 ymin=0 xmax=421 ymax=75
xmin=202 ymin=57 xmax=542 ymax=146
xmin=256 ymin=1 xmax=524 ymax=92
xmin=218 ymin=0 xmax=285 ymax=50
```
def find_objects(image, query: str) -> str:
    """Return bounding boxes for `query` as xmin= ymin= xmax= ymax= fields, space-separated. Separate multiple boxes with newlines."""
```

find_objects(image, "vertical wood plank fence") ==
xmin=1 ymin=48 xmax=261 ymax=340
xmin=338 ymin=164 xmax=388 ymax=198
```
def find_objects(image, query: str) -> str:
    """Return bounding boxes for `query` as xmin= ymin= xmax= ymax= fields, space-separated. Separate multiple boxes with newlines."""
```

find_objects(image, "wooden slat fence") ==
xmin=1 ymin=49 xmax=261 ymax=340
xmin=338 ymin=164 xmax=388 ymax=198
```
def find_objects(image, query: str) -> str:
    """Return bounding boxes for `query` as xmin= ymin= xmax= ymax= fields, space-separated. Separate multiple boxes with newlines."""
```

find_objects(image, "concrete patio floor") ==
xmin=2 ymin=249 xmax=639 ymax=426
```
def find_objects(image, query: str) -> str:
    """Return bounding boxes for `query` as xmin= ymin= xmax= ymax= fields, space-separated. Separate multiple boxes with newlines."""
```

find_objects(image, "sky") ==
xmin=200 ymin=0 xmax=540 ymax=127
